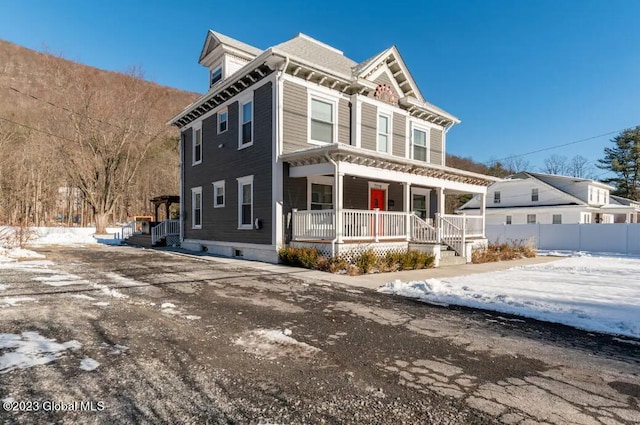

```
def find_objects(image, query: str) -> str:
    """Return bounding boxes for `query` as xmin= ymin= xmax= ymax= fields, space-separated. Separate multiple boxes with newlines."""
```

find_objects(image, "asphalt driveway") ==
xmin=0 ymin=245 xmax=638 ymax=424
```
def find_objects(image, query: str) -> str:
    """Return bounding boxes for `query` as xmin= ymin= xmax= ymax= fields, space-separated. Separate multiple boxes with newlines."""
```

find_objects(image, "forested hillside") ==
xmin=0 ymin=39 xmax=199 ymax=230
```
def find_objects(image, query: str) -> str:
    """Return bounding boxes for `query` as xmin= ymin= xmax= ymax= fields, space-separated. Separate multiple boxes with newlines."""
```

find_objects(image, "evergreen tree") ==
xmin=597 ymin=127 xmax=640 ymax=200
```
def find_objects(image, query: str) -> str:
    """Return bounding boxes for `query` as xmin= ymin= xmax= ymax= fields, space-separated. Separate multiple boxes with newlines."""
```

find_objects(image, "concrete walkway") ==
xmin=157 ymin=247 xmax=562 ymax=291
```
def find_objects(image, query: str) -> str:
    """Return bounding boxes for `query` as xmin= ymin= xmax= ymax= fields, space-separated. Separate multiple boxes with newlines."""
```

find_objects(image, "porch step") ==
xmin=124 ymin=234 xmax=154 ymax=248
xmin=439 ymin=253 xmax=468 ymax=267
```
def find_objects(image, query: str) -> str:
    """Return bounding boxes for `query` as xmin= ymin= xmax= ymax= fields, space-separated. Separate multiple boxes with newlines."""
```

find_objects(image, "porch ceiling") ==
xmin=281 ymin=144 xmax=499 ymax=187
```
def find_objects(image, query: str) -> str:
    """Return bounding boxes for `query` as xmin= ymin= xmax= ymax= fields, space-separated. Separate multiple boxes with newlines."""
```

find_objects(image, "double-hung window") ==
xmin=412 ymin=127 xmax=428 ymax=161
xmin=527 ymin=214 xmax=536 ymax=224
xmin=310 ymin=97 xmax=334 ymax=144
xmin=310 ymin=184 xmax=333 ymax=210
xmin=552 ymin=214 xmax=562 ymax=224
xmin=378 ymin=114 xmax=391 ymax=153
xmin=494 ymin=191 xmax=501 ymax=204
xmin=237 ymin=175 xmax=253 ymax=229
xmin=218 ymin=108 xmax=228 ymax=134
xmin=192 ymin=123 xmax=202 ymax=165
xmin=213 ymin=180 xmax=225 ymax=208
xmin=210 ymin=66 xmax=222 ymax=87
xmin=531 ymin=188 xmax=539 ymax=202
xmin=191 ymin=187 xmax=202 ymax=229
xmin=239 ymin=97 xmax=253 ymax=149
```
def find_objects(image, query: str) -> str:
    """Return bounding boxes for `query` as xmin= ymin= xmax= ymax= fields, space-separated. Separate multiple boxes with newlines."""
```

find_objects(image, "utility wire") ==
xmin=488 ymin=126 xmax=638 ymax=164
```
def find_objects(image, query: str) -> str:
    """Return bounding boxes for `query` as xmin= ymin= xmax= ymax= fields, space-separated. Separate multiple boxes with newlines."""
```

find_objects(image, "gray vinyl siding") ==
xmin=430 ymin=128 xmax=443 ymax=165
xmin=183 ymin=82 xmax=273 ymax=245
xmin=343 ymin=179 xmax=404 ymax=212
xmin=181 ymin=127 xmax=193 ymax=233
xmin=392 ymin=113 xmax=406 ymax=158
xmin=361 ymin=103 xmax=377 ymax=151
xmin=282 ymin=81 xmax=307 ymax=153
xmin=282 ymin=168 xmax=307 ymax=243
xmin=338 ymin=98 xmax=350 ymax=144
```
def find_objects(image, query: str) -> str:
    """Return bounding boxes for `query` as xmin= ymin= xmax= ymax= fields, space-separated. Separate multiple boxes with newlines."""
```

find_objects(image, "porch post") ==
xmin=403 ymin=182 xmax=411 ymax=241
xmin=479 ymin=192 xmax=486 ymax=237
xmin=437 ymin=187 xmax=446 ymax=215
xmin=165 ymin=202 xmax=170 ymax=221
xmin=335 ymin=173 xmax=344 ymax=243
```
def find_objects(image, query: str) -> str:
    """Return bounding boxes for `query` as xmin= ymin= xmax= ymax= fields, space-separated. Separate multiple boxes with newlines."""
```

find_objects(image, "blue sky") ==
xmin=1 ymin=0 xmax=639 ymax=175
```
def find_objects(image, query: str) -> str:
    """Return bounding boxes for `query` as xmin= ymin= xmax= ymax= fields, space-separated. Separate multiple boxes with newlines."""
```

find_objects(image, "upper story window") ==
xmin=531 ymin=188 xmax=539 ymax=202
xmin=239 ymin=96 xmax=253 ymax=149
xmin=377 ymin=113 xmax=391 ymax=153
xmin=310 ymin=97 xmax=334 ymax=144
xmin=192 ymin=122 xmax=202 ymax=165
xmin=411 ymin=126 xmax=428 ymax=162
xmin=210 ymin=66 xmax=222 ymax=87
xmin=218 ymin=108 xmax=228 ymax=134
xmin=494 ymin=191 xmax=501 ymax=204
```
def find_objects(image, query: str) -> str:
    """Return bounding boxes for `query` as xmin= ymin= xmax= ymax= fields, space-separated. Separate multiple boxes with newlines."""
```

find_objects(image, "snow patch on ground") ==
xmin=28 ymin=232 xmax=98 ymax=247
xmin=32 ymin=274 xmax=87 ymax=287
xmin=69 ymin=294 xmax=96 ymax=301
xmin=0 ymin=332 xmax=82 ymax=373
xmin=379 ymin=255 xmax=640 ymax=338
xmin=79 ymin=357 xmax=100 ymax=371
xmin=0 ymin=284 xmax=7 ymax=291
xmin=160 ymin=302 xmax=201 ymax=321
xmin=1 ymin=297 xmax=36 ymax=308
xmin=234 ymin=329 xmax=320 ymax=360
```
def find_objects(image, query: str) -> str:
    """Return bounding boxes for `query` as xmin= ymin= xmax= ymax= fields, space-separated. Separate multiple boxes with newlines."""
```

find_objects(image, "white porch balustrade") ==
xmin=291 ymin=209 xmax=483 ymax=256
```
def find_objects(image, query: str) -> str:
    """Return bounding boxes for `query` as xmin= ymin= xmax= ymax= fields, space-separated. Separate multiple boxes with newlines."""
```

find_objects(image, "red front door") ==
xmin=370 ymin=189 xmax=386 ymax=237
xmin=370 ymin=189 xmax=386 ymax=211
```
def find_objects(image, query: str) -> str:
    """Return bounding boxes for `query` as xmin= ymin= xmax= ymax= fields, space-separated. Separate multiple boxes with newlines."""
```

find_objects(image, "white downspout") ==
xmin=273 ymin=56 xmax=289 ymax=253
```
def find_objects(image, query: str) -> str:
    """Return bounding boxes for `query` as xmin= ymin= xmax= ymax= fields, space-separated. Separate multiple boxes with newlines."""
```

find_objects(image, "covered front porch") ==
xmin=281 ymin=144 xmax=496 ymax=263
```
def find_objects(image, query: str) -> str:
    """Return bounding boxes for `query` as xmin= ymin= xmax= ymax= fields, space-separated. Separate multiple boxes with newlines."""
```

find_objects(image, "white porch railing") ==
xmin=411 ymin=215 xmax=438 ymax=243
xmin=291 ymin=209 xmax=483 ymax=258
xmin=151 ymin=219 xmax=180 ymax=245
xmin=291 ymin=209 xmax=335 ymax=240
xmin=438 ymin=214 xmax=465 ymax=257
xmin=120 ymin=220 xmax=136 ymax=240
xmin=343 ymin=209 xmax=407 ymax=241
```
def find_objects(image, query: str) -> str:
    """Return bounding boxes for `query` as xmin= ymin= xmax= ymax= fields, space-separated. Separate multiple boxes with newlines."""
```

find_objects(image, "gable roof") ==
xmin=353 ymin=46 xmax=424 ymax=102
xmin=199 ymin=30 xmax=262 ymax=63
xmin=272 ymin=33 xmax=358 ymax=78
xmin=522 ymin=172 xmax=614 ymax=191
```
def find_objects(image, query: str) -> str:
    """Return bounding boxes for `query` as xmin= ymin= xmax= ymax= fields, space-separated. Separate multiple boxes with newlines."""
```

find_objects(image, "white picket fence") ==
xmin=487 ymin=223 xmax=640 ymax=255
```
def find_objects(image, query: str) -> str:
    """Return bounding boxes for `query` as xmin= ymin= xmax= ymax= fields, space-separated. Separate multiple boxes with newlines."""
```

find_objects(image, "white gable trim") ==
xmin=367 ymin=65 xmax=404 ymax=102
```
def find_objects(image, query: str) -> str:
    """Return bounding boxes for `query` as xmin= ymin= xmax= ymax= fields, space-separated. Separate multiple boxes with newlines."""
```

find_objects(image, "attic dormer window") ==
xmin=210 ymin=66 xmax=222 ymax=87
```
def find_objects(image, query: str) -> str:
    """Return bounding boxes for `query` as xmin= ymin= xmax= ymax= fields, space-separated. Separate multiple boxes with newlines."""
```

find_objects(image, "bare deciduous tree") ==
xmin=542 ymin=154 xmax=569 ymax=175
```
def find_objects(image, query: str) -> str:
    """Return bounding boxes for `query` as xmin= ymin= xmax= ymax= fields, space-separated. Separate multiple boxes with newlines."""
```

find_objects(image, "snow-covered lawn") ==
xmin=379 ymin=254 xmax=640 ymax=339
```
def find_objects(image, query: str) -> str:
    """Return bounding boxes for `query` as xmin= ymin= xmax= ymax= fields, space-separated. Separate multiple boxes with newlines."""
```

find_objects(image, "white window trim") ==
xmin=527 ymin=214 xmax=536 ymax=224
xmin=410 ymin=122 xmax=430 ymax=163
xmin=217 ymin=108 xmax=228 ymax=135
xmin=237 ymin=175 xmax=254 ymax=229
xmin=192 ymin=121 xmax=202 ymax=166
xmin=210 ymin=65 xmax=223 ymax=88
xmin=494 ymin=191 xmax=501 ymax=204
xmin=212 ymin=180 xmax=225 ymax=208
xmin=238 ymin=92 xmax=254 ymax=150
xmin=377 ymin=111 xmax=393 ymax=154
xmin=308 ymin=90 xmax=339 ymax=146
xmin=411 ymin=187 xmax=431 ymax=219
xmin=191 ymin=187 xmax=202 ymax=229
xmin=306 ymin=175 xmax=335 ymax=210
xmin=368 ymin=181 xmax=389 ymax=210
xmin=531 ymin=188 xmax=539 ymax=202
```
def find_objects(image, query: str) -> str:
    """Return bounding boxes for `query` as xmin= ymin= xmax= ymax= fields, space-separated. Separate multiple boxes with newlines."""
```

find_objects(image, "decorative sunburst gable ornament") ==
xmin=374 ymin=84 xmax=398 ymax=105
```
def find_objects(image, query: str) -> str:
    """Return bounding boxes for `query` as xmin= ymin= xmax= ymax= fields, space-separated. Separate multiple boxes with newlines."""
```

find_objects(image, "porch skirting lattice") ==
xmin=291 ymin=241 xmax=409 ymax=263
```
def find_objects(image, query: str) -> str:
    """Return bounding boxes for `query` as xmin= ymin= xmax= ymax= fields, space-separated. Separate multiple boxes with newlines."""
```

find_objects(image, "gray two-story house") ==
xmin=168 ymin=30 xmax=496 ymax=264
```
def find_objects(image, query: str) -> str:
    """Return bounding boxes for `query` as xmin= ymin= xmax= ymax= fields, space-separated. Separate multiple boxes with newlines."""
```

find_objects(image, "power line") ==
xmin=0 ymin=116 xmax=77 ymax=144
xmin=488 ymin=125 xmax=639 ymax=163
xmin=0 ymin=84 xmax=163 ymax=139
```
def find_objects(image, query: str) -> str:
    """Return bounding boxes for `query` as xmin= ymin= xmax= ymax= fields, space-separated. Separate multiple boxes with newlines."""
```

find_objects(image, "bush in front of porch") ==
xmin=471 ymin=239 xmax=536 ymax=263
xmin=278 ymin=247 xmax=435 ymax=275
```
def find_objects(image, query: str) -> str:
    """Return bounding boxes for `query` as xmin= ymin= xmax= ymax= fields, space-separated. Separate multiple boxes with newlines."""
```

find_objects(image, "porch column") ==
xmin=335 ymin=172 xmax=344 ymax=243
xmin=436 ymin=187 xmax=446 ymax=215
xmin=154 ymin=204 xmax=159 ymax=223
xmin=479 ymin=193 xmax=486 ymax=237
xmin=165 ymin=202 xmax=170 ymax=221
xmin=403 ymin=182 xmax=411 ymax=241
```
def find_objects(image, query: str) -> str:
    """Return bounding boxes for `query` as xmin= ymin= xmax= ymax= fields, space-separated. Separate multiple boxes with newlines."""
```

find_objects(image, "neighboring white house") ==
xmin=458 ymin=172 xmax=640 ymax=225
